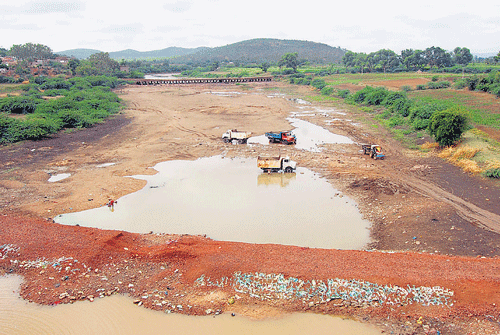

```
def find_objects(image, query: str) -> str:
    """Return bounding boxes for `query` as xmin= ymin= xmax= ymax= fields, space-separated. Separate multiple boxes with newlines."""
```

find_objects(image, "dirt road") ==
xmin=1 ymin=82 xmax=500 ymax=334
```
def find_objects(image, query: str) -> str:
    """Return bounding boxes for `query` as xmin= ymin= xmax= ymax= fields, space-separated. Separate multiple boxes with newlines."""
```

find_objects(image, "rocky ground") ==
xmin=1 ymin=81 xmax=500 ymax=334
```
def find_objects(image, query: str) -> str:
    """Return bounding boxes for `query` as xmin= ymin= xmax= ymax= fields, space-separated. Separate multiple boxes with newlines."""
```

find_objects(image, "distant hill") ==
xmin=109 ymin=47 xmax=207 ymax=60
xmin=171 ymin=38 xmax=347 ymax=65
xmin=56 ymin=48 xmax=102 ymax=59
xmin=56 ymin=47 xmax=205 ymax=60
xmin=56 ymin=39 xmax=347 ymax=64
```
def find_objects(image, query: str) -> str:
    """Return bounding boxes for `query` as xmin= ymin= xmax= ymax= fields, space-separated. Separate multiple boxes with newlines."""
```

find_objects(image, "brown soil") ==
xmin=369 ymin=78 xmax=430 ymax=90
xmin=2 ymin=82 xmax=500 ymax=334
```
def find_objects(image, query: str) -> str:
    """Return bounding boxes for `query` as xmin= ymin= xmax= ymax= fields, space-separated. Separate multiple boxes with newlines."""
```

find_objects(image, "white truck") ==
xmin=222 ymin=129 xmax=252 ymax=144
xmin=257 ymin=155 xmax=297 ymax=173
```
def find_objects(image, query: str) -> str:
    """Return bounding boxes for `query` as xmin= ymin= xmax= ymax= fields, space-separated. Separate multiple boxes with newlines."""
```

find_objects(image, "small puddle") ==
xmin=47 ymin=173 xmax=71 ymax=183
xmin=0 ymin=275 xmax=382 ymax=335
xmin=56 ymin=156 xmax=370 ymax=250
xmin=287 ymin=118 xmax=353 ymax=152
xmin=96 ymin=163 xmax=116 ymax=168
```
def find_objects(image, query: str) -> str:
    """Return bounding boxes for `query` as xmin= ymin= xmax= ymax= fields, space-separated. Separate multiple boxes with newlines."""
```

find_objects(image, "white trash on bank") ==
xmin=195 ymin=272 xmax=454 ymax=307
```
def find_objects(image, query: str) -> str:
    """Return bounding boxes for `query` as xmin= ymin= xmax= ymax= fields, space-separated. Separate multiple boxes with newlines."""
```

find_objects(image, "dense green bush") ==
xmin=364 ymin=88 xmax=389 ymax=105
xmin=349 ymin=86 xmax=375 ymax=103
xmin=427 ymin=81 xmax=450 ymax=89
xmin=337 ymin=89 xmax=350 ymax=98
xmin=428 ymin=108 xmax=469 ymax=146
xmin=453 ymin=79 xmax=467 ymax=89
xmin=0 ymin=95 xmax=43 ymax=114
xmin=389 ymin=98 xmax=412 ymax=117
xmin=0 ymin=76 xmax=123 ymax=144
xmin=321 ymin=86 xmax=334 ymax=95
xmin=382 ymin=91 xmax=407 ymax=106
xmin=311 ymin=78 xmax=326 ymax=90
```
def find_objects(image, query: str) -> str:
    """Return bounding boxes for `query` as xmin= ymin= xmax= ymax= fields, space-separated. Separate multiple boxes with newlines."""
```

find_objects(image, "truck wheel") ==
xmin=223 ymin=138 xmax=229 ymax=143
xmin=285 ymin=167 xmax=293 ymax=173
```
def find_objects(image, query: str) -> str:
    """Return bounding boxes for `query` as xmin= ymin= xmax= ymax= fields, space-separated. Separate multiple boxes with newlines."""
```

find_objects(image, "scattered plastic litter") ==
xmin=195 ymin=272 xmax=454 ymax=307
xmin=0 ymin=244 xmax=20 ymax=259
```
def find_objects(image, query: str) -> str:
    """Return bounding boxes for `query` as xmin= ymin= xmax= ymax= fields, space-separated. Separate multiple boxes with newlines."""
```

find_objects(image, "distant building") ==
xmin=1 ymin=57 xmax=17 ymax=66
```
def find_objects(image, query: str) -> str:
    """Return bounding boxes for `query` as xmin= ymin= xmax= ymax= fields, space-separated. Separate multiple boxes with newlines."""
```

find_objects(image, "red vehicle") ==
xmin=265 ymin=131 xmax=297 ymax=145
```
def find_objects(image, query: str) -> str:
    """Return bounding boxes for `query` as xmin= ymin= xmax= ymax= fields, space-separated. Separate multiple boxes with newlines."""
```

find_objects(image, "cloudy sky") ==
xmin=2 ymin=0 xmax=499 ymax=55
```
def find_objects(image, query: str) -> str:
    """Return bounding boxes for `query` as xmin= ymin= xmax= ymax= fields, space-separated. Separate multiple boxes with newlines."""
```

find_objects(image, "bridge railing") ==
xmin=133 ymin=77 xmax=272 ymax=85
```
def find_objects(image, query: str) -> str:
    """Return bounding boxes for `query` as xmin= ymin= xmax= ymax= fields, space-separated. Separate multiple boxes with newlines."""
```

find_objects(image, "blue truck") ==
xmin=265 ymin=131 xmax=296 ymax=145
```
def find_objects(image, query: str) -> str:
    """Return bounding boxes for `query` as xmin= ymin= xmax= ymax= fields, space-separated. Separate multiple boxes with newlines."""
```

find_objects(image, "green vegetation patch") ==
xmin=0 ymin=76 xmax=123 ymax=144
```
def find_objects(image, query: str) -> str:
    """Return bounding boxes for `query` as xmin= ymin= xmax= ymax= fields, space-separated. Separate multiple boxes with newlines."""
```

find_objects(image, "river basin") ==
xmin=55 ymin=156 xmax=370 ymax=250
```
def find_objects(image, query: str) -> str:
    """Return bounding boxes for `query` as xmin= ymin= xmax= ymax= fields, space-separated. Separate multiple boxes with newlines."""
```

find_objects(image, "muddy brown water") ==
xmin=0 ymin=275 xmax=383 ymax=334
xmin=55 ymin=156 xmax=370 ymax=250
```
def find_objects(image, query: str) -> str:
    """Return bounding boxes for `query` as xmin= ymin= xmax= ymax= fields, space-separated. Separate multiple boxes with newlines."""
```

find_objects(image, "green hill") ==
xmin=171 ymin=38 xmax=346 ymax=65
xmin=56 ymin=47 xmax=205 ymax=60
xmin=56 ymin=48 xmax=102 ymax=59
xmin=56 ymin=39 xmax=346 ymax=64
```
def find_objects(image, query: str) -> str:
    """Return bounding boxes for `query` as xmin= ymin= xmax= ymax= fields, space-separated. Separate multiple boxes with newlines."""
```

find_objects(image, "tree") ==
xmin=76 ymin=52 xmax=119 ymax=76
xmin=453 ymin=47 xmax=473 ymax=66
xmin=342 ymin=51 xmax=357 ymax=68
xmin=494 ymin=51 xmax=500 ymax=63
xmin=279 ymin=52 xmax=299 ymax=72
xmin=355 ymin=53 xmax=367 ymax=73
xmin=10 ymin=43 xmax=53 ymax=61
xmin=68 ymin=59 xmax=80 ymax=76
xmin=428 ymin=108 xmax=468 ymax=146
xmin=259 ymin=62 xmax=270 ymax=72
xmin=424 ymin=46 xmax=453 ymax=68
xmin=371 ymin=49 xmax=400 ymax=73
xmin=401 ymin=49 xmax=425 ymax=70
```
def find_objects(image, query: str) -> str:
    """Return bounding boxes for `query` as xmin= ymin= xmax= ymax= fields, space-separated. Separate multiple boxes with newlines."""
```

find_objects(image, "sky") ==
xmin=1 ymin=0 xmax=499 ymax=55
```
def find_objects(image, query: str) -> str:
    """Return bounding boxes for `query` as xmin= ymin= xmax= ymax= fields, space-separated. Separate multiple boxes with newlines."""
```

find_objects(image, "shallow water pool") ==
xmin=55 ymin=156 xmax=370 ymax=249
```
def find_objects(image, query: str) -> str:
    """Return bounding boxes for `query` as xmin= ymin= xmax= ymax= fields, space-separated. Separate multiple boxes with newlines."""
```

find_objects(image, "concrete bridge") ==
xmin=134 ymin=76 xmax=272 ymax=85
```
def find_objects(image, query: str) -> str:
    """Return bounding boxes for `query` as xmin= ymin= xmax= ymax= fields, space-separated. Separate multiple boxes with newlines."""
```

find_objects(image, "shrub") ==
xmin=490 ymin=85 xmax=500 ymax=98
xmin=427 ymin=81 xmax=450 ymax=89
xmin=350 ymin=86 xmax=375 ymax=104
xmin=453 ymin=79 xmax=467 ymax=89
xmin=40 ymin=78 xmax=72 ymax=90
xmin=401 ymin=85 xmax=412 ymax=92
xmin=416 ymin=85 xmax=426 ymax=90
xmin=0 ymin=95 xmax=42 ymax=114
xmin=485 ymin=168 xmax=500 ymax=178
xmin=411 ymin=118 xmax=429 ymax=130
xmin=409 ymin=104 xmax=436 ymax=121
xmin=383 ymin=91 xmax=407 ymax=106
xmin=311 ymin=78 xmax=327 ymax=90
xmin=428 ymin=108 xmax=469 ymax=146
xmin=390 ymin=98 xmax=412 ymax=117
xmin=387 ymin=115 xmax=405 ymax=127
xmin=321 ymin=86 xmax=334 ymax=95
xmin=364 ymin=88 xmax=389 ymax=105
xmin=337 ymin=89 xmax=350 ymax=98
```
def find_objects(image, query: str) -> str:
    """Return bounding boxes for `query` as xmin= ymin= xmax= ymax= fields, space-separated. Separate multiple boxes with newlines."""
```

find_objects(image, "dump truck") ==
xmin=265 ymin=131 xmax=296 ymax=145
xmin=257 ymin=155 xmax=297 ymax=173
xmin=362 ymin=144 xmax=385 ymax=160
xmin=222 ymin=129 xmax=251 ymax=144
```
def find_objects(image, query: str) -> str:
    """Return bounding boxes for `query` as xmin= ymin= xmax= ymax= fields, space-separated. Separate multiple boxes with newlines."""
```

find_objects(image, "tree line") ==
xmin=341 ymin=47 xmax=484 ymax=73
